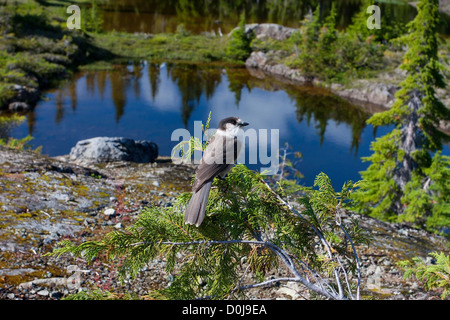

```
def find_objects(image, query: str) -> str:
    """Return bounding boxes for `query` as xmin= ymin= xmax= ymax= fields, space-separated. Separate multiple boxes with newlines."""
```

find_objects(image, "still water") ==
xmin=9 ymin=62 xmax=406 ymax=188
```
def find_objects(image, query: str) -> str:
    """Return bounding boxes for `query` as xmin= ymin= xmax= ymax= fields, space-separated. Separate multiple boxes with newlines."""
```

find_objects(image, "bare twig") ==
xmin=260 ymin=178 xmax=348 ymax=298
xmin=336 ymin=211 xmax=361 ymax=300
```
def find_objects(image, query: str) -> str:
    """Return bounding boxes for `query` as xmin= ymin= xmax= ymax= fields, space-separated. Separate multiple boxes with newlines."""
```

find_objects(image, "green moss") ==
xmin=91 ymin=32 xmax=238 ymax=64
xmin=97 ymin=191 xmax=111 ymax=198
xmin=17 ymin=212 xmax=33 ymax=219
xmin=0 ymin=1 xmax=114 ymax=109
xmin=78 ymin=60 xmax=115 ymax=71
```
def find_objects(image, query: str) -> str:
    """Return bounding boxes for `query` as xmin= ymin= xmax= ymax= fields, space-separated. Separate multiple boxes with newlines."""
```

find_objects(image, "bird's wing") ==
xmin=192 ymin=134 xmax=239 ymax=192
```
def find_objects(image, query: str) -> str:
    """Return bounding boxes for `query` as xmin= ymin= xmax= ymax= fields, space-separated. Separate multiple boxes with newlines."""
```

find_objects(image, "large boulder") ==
xmin=69 ymin=137 xmax=158 ymax=164
xmin=230 ymin=23 xmax=296 ymax=41
xmin=246 ymin=23 xmax=297 ymax=40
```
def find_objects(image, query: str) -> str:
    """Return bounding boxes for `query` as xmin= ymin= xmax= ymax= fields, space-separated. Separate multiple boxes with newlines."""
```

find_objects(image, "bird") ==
xmin=184 ymin=116 xmax=249 ymax=227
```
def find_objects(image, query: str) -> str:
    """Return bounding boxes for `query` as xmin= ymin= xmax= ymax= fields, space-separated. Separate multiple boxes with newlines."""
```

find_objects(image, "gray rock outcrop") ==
xmin=243 ymin=23 xmax=297 ymax=40
xmin=246 ymin=51 xmax=311 ymax=83
xmin=69 ymin=137 xmax=158 ymax=164
xmin=246 ymin=51 xmax=399 ymax=108
xmin=330 ymin=80 xmax=399 ymax=108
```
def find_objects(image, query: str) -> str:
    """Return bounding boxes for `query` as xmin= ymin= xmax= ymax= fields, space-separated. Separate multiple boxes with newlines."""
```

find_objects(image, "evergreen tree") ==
xmin=226 ymin=13 xmax=255 ymax=62
xmin=294 ymin=5 xmax=321 ymax=81
xmin=292 ymin=3 xmax=383 ymax=83
xmin=346 ymin=0 xmax=374 ymax=41
xmin=316 ymin=3 xmax=338 ymax=81
xmin=352 ymin=0 xmax=450 ymax=230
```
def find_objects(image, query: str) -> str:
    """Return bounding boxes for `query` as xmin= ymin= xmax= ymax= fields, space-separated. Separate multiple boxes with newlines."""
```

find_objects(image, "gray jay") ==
xmin=184 ymin=116 xmax=249 ymax=227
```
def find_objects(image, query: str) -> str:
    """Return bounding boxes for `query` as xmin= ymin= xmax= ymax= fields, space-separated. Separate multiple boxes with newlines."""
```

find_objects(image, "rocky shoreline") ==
xmin=0 ymin=144 xmax=449 ymax=300
xmin=244 ymin=24 xmax=450 ymax=132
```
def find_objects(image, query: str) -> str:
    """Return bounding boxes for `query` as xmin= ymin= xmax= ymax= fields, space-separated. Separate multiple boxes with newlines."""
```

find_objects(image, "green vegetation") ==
xmin=351 ymin=0 xmax=450 ymax=232
xmin=0 ymin=134 xmax=38 ymax=151
xmin=0 ymin=0 xmax=249 ymax=110
xmin=287 ymin=2 xmax=385 ymax=83
xmin=50 ymin=163 xmax=369 ymax=300
xmin=225 ymin=14 xmax=255 ymax=62
xmin=346 ymin=0 xmax=407 ymax=43
xmin=2 ymin=0 xmax=444 ymax=110
xmin=0 ymin=114 xmax=24 ymax=137
xmin=0 ymin=0 xmax=447 ymax=302
xmin=0 ymin=114 xmax=40 ymax=151
xmin=90 ymin=31 xmax=229 ymax=64
xmin=398 ymin=252 xmax=450 ymax=299
xmin=0 ymin=1 xmax=112 ymax=109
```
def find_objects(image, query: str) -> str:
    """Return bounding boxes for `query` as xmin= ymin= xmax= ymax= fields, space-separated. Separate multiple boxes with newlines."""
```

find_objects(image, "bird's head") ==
xmin=218 ymin=117 xmax=249 ymax=132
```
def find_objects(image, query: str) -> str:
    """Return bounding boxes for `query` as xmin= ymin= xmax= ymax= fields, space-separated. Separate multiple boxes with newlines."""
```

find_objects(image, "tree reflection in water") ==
xmin=7 ymin=62 xmax=393 ymax=187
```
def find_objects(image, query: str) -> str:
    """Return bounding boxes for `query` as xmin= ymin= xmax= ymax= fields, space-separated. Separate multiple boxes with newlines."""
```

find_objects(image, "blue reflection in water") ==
xmin=10 ymin=62 xmax=447 ymax=188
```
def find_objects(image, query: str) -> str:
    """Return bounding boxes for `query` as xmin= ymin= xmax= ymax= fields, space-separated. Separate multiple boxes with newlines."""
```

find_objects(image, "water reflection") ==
xmin=98 ymin=0 xmax=450 ymax=35
xmin=25 ymin=63 xmax=370 ymax=151
xmin=7 ymin=62 xmax=393 ymax=187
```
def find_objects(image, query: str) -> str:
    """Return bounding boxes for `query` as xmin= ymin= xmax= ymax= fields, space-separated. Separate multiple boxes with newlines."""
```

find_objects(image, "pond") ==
xmin=3 ymin=0 xmax=450 ymax=189
xmin=7 ymin=62 xmax=404 ymax=188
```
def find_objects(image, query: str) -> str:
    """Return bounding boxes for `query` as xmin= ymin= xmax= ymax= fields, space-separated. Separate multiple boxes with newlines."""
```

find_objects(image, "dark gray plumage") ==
xmin=184 ymin=117 xmax=249 ymax=227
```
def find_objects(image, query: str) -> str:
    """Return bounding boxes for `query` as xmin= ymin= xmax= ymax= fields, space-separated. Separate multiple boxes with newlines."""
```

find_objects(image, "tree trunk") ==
xmin=393 ymin=90 xmax=422 ymax=213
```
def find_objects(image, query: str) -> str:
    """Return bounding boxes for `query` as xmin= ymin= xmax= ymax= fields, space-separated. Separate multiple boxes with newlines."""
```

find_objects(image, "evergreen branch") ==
xmin=137 ymin=239 xmax=341 ymax=300
xmin=259 ymin=177 xmax=348 ymax=299
xmin=51 ymin=163 xmax=364 ymax=300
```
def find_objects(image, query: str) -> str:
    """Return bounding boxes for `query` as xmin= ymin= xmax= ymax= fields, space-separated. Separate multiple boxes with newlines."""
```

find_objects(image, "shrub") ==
xmin=350 ymin=0 xmax=450 ymax=231
xmin=49 ymin=165 xmax=370 ymax=300
xmin=226 ymin=14 xmax=255 ymax=62
xmin=398 ymin=252 xmax=450 ymax=299
xmin=290 ymin=4 xmax=384 ymax=83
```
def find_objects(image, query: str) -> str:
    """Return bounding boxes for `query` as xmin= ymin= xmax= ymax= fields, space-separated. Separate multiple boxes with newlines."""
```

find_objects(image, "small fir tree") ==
xmin=398 ymin=251 xmax=450 ymax=300
xmin=294 ymin=5 xmax=322 ymax=81
xmin=316 ymin=4 xmax=339 ymax=82
xmin=48 ymin=114 xmax=371 ymax=300
xmin=351 ymin=0 xmax=450 ymax=230
xmin=49 ymin=143 xmax=369 ymax=300
xmin=226 ymin=13 xmax=255 ymax=62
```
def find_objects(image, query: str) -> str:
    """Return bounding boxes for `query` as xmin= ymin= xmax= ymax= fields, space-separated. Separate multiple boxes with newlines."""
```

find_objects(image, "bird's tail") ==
xmin=184 ymin=181 xmax=212 ymax=227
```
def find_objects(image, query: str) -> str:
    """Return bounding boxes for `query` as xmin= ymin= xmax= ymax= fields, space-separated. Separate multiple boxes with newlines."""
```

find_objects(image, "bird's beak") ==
xmin=238 ymin=120 xmax=249 ymax=127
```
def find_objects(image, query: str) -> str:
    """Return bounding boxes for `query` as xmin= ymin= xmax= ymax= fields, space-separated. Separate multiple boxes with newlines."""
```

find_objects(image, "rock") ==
xmin=276 ymin=283 xmax=301 ymax=300
xmin=332 ymin=80 xmax=399 ymax=108
xmin=50 ymin=291 xmax=63 ymax=299
xmin=8 ymin=101 xmax=32 ymax=112
xmin=2 ymin=85 xmax=40 ymax=111
xmin=37 ymin=289 xmax=49 ymax=296
xmin=245 ymin=51 xmax=268 ymax=69
xmin=231 ymin=23 xmax=296 ymax=41
xmin=69 ymin=137 xmax=158 ymax=164
xmin=366 ymin=266 xmax=384 ymax=290
xmin=103 ymin=208 xmax=116 ymax=216
xmin=246 ymin=51 xmax=310 ymax=83
xmin=247 ymin=52 xmax=398 ymax=106
xmin=3 ymin=144 xmax=448 ymax=300
xmin=152 ymin=180 xmax=160 ymax=187
xmin=0 ymin=145 xmax=194 ymax=300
